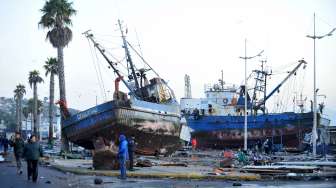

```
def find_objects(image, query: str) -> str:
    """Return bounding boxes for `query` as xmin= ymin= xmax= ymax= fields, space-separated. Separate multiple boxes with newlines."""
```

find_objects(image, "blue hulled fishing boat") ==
xmin=60 ymin=20 xmax=181 ymax=155
xmin=181 ymin=60 xmax=330 ymax=149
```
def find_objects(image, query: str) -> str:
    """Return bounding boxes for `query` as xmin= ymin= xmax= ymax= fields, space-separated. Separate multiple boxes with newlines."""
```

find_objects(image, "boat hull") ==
xmin=63 ymin=101 xmax=181 ymax=154
xmin=186 ymin=112 xmax=315 ymax=149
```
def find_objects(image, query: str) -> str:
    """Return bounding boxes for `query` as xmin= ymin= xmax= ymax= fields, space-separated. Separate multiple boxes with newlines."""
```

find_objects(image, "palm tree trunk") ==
xmin=25 ymin=116 xmax=28 ymax=139
xmin=18 ymin=96 xmax=23 ymax=132
xmin=37 ymin=113 xmax=40 ymax=139
xmin=15 ymin=97 xmax=19 ymax=132
xmin=58 ymin=46 xmax=69 ymax=152
xmin=49 ymin=73 xmax=55 ymax=144
xmin=30 ymin=113 xmax=33 ymax=135
xmin=33 ymin=83 xmax=38 ymax=136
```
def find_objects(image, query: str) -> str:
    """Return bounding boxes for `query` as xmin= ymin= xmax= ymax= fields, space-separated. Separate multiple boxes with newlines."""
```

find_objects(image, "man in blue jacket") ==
xmin=118 ymin=134 xmax=128 ymax=179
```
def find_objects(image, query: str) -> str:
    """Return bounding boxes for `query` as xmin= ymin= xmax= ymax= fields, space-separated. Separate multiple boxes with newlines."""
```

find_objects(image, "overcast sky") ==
xmin=0 ymin=0 xmax=335 ymax=124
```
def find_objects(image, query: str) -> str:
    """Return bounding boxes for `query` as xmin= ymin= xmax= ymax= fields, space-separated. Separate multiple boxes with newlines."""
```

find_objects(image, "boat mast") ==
xmin=256 ymin=59 xmax=307 ymax=109
xmin=118 ymin=20 xmax=140 ymax=91
xmin=83 ymin=31 xmax=134 ymax=94
xmin=261 ymin=60 xmax=267 ymax=109
xmin=252 ymin=60 xmax=268 ymax=114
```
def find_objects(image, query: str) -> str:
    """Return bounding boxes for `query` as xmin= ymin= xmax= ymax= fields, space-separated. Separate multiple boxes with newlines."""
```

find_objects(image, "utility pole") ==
xmin=239 ymin=39 xmax=264 ymax=151
xmin=306 ymin=13 xmax=335 ymax=156
xmin=221 ymin=70 xmax=224 ymax=90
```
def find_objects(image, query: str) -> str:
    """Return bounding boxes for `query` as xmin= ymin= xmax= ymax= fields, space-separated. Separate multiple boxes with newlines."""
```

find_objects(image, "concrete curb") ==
xmin=51 ymin=164 xmax=261 ymax=181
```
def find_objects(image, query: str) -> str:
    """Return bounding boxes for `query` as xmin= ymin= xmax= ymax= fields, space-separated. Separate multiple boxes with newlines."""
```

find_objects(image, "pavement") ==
xmin=50 ymin=158 xmax=260 ymax=181
xmin=1 ymin=153 xmax=336 ymax=188
xmin=1 ymin=162 xmax=336 ymax=188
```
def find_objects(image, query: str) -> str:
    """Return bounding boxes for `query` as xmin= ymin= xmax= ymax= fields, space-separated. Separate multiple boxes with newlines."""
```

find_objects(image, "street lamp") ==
xmin=306 ymin=13 xmax=335 ymax=156
xmin=239 ymin=38 xmax=264 ymax=151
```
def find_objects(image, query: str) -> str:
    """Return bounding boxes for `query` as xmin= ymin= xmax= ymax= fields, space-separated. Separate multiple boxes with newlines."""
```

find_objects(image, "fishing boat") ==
xmin=60 ymin=20 xmax=181 ymax=155
xmin=181 ymin=60 xmax=330 ymax=149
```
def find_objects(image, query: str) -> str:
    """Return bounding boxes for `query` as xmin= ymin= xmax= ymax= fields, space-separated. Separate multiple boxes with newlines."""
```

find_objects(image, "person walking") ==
xmin=118 ymin=134 xmax=128 ymax=179
xmin=128 ymin=135 xmax=135 ymax=171
xmin=191 ymin=138 xmax=197 ymax=151
xmin=9 ymin=132 xmax=25 ymax=174
xmin=263 ymin=139 xmax=271 ymax=154
xmin=0 ymin=136 xmax=3 ymax=152
xmin=257 ymin=140 xmax=262 ymax=153
xmin=267 ymin=139 xmax=273 ymax=154
xmin=23 ymin=135 xmax=43 ymax=183
xmin=3 ymin=136 xmax=9 ymax=154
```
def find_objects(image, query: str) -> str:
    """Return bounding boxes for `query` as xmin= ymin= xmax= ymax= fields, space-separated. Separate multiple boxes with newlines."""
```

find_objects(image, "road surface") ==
xmin=0 ymin=157 xmax=335 ymax=188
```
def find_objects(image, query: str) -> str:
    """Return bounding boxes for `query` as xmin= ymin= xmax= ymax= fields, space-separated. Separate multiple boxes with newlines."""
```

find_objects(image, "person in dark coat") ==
xmin=128 ymin=135 xmax=135 ymax=171
xmin=9 ymin=132 xmax=25 ymax=174
xmin=0 ymin=136 xmax=4 ymax=152
xmin=23 ymin=135 xmax=43 ymax=182
xmin=3 ymin=136 xmax=9 ymax=154
xmin=118 ymin=134 xmax=128 ymax=179
xmin=267 ymin=139 xmax=273 ymax=154
xmin=257 ymin=140 xmax=262 ymax=153
xmin=263 ymin=139 xmax=272 ymax=154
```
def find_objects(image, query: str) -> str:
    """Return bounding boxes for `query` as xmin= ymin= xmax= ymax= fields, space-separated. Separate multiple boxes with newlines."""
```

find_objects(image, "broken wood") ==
xmin=159 ymin=162 xmax=188 ymax=167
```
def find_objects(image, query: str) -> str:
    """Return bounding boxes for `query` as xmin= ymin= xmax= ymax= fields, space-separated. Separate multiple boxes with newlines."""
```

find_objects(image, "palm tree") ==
xmin=44 ymin=57 xmax=58 ymax=145
xmin=39 ymin=0 xmax=76 ymax=152
xmin=27 ymin=98 xmax=43 ymax=137
xmin=28 ymin=70 xmax=44 ymax=137
xmin=14 ymin=84 xmax=26 ymax=132
xmin=22 ymin=106 xmax=29 ymax=137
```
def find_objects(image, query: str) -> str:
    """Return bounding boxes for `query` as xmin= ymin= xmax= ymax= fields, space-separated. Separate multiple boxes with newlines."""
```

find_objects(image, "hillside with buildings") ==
xmin=0 ymin=96 xmax=79 ymax=139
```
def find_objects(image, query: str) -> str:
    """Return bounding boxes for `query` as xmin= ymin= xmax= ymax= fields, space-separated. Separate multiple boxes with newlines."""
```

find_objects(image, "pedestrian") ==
xmin=23 ymin=135 xmax=43 ymax=183
xmin=118 ymin=134 xmax=128 ymax=179
xmin=128 ymin=135 xmax=135 ymax=171
xmin=263 ymin=139 xmax=271 ymax=154
xmin=3 ymin=136 xmax=9 ymax=154
xmin=191 ymin=138 xmax=197 ymax=151
xmin=9 ymin=132 xmax=25 ymax=174
xmin=257 ymin=140 xmax=262 ymax=153
xmin=267 ymin=139 xmax=273 ymax=154
xmin=0 ymin=136 xmax=3 ymax=152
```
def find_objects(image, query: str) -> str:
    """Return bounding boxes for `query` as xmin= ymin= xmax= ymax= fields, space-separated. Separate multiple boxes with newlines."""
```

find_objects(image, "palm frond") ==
xmin=28 ymin=70 xmax=44 ymax=88
xmin=39 ymin=0 xmax=76 ymax=29
xmin=47 ymin=26 xmax=73 ymax=47
xmin=44 ymin=57 xmax=58 ymax=76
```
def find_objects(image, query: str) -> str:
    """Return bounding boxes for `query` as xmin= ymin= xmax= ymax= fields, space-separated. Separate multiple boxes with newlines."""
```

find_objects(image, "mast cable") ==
xmin=93 ymin=47 xmax=107 ymax=101
xmin=87 ymin=38 xmax=106 ymax=102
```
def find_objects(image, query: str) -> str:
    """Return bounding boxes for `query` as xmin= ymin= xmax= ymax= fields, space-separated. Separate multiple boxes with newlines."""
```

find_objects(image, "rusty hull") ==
xmin=63 ymin=101 xmax=181 ymax=155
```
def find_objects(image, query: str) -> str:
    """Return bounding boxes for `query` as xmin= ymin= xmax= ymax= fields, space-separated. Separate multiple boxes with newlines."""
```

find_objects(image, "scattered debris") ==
xmin=232 ymin=182 xmax=242 ymax=186
xmin=159 ymin=162 xmax=188 ymax=167
xmin=207 ymin=172 xmax=221 ymax=176
xmin=93 ymin=150 xmax=120 ymax=170
xmin=242 ymin=165 xmax=318 ymax=173
xmin=219 ymin=158 xmax=234 ymax=168
xmin=94 ymin=178 xmax=103 ymax=185
xmin=222 ymin=150 xmax=234 ymax=158
xmin=135 ymin=159 xmax=153 ymax=167
xmin=275 ymin=161 xmax=336 ymax=167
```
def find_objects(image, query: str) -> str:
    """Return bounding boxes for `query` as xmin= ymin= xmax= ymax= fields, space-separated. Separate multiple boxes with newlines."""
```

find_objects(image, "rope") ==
xmin=87 ymin=38 xmax=107 ymax=102
xmin=93 ymin=47 xmax=107 ymax=101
